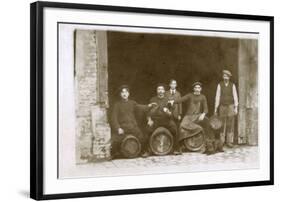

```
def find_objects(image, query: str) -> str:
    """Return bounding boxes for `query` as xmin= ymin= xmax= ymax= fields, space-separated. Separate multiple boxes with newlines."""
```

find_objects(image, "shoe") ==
xmin=226 ymin=143 xmax=234 ymax=148
xmin=141 ymin=151 xmax=150 ymax=158
xmin=206 ymin=151 xmax=216 ymax=155
xmin=173 ymin=150 xmax=182 ymax=155
xmin=216 ymin=149 xmax=224 ymax=153
xmin=110 ymin=151 xmax=121 ymax=160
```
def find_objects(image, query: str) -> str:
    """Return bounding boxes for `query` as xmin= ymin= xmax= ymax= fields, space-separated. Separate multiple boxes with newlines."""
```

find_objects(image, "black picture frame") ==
xmin=30 ymin=1 xmax=274 ymax=200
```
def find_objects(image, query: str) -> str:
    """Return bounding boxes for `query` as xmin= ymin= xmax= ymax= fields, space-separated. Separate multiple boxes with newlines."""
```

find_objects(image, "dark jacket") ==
xmin=111 ymin=99 xmax=147 ymax=133
xmin=175 ymin=93 xmax=208 ymax=116
xmin=148 ymin=96 xmax=171 ymax=121
xmin=165 ymin=89 xmax=182 ymax=118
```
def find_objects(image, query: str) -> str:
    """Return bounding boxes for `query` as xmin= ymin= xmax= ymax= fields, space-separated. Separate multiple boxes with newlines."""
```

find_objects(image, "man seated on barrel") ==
xmin=147 ymin=83 xmax=182 ymax=155
xmin=111 ymin=85 xmax=156 ymax=159
xmin=169 ymin=82 xmax=218 ymax=155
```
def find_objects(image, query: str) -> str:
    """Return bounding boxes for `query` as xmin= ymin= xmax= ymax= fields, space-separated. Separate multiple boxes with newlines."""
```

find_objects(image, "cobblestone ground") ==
xmin=72 ymin=145 xmax=258 ymax=178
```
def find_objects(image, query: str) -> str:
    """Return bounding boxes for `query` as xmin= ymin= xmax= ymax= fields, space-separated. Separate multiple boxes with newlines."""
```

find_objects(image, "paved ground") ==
xmin=69 ymin=145 xmax=259 ymax=178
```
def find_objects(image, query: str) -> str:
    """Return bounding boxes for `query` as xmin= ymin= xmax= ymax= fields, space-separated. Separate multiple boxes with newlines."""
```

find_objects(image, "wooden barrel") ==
xmin=149 ymin=127 xmax=174 ymax=156
xmin=183 ymin=132 xmax=204 ymax=152
xmin=120 ymin=135 xmax=141 ymax=158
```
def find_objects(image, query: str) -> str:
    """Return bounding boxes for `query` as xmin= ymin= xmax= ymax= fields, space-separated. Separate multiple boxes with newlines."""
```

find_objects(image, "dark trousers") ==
xmin=195 ymin=117 xmax=215 ymax=140
xmin=111 ymin=125 xmax=148 ymax=156
xmin=195 ymin=117 xmax=223 ymax=152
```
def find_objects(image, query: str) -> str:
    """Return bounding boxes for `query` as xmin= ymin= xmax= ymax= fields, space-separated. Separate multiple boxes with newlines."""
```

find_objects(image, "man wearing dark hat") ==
xmin=169 ymin=82 xmax=216 ymax=155
xmin=214 ymin=70 xmax=239 ymax=148
xmin=147 ymin=83 xmax=181 ymax=155
xmin=111 ymin=85 xmax=155 ymax=158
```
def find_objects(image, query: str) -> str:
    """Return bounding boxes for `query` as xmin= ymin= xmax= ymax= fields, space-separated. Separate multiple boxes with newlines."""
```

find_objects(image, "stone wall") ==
xmin=238 ymin=39 xmax=258 ymax=145
xmin=75 ymin=30 xmax=111 ymax=163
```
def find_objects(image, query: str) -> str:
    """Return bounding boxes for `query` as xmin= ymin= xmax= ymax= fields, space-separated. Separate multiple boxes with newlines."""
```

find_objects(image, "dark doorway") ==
xmin=107 ymin=31 xmax=238 ymax=116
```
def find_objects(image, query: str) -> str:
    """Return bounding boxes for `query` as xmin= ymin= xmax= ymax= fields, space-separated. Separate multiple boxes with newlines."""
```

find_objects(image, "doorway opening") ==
xmin=107 ymin=31 xmax=239 ymax=118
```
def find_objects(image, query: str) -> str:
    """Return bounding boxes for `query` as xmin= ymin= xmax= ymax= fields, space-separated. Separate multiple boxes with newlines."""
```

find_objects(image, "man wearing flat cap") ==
xmin=214 ymin=70 xmax=239 ymax=148
xmin=111 ymin=85 xmax=156 ymax=158
xmin=169 ymin=82 xmax=216 ymax=155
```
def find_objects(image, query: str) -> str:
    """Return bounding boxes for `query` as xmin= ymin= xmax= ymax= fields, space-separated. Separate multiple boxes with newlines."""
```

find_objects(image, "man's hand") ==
xmin=234 ymin=106 xmax=238 ymax=115
xmin=147 ymin=117 xmax=154 ymax=127
xmin=163 ymin=107 xmax=172 ymax=116
xmin=178 ymin=115 xmax=181 ymax=121
xmin=214 ymin=108 xmax=218 ymax=116
xmin=198 ymin=113 xmax=206 ymax=121
xmin=148 ymin=102 xmax=157 ymax=108
xmin=118 ymin=128 xmax=124 ymax=135
xmin=168 ymin=100 xmax=174 ymax=105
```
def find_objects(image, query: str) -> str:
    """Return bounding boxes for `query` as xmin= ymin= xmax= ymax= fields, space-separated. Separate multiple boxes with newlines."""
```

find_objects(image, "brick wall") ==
xmin=75 ymin=30 xmax=111 ymax=163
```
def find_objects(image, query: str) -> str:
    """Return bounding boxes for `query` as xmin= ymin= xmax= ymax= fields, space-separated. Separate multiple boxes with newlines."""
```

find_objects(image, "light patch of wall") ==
xmin=238 ymin=39 xmax=258 ymax=145
xmin=75 ymin=30 xmax=111 ymax=163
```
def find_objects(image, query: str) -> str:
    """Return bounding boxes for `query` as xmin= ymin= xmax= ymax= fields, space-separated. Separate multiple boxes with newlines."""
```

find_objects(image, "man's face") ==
xmin=157 ymin=86 xmax=165 ymax=97
xmin=223 ymin=74 xmax=230 ymax=81
xmin=169 ymin=80 xmax=177 ymax=90
xmin=193 ymin=85 xmax=202 ymax=94
xmin=120 ymin=88 xmax=129 ymax=100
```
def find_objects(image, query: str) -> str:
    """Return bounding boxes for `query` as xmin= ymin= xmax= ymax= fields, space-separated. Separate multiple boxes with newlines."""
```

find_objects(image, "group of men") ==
xmin=110 ymin=70 xmax=239 ymax=159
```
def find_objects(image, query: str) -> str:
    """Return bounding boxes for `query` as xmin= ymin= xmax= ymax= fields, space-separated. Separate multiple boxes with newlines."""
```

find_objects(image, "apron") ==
xmin=178 ymin=114 xmax=204 ymax=141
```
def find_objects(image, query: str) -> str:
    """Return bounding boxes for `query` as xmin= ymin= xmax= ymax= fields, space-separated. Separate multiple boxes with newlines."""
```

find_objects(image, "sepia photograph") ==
xmin=30 ymin=2 xmax=273 ymax=199
xmin=58 ymin=23 xmax=259 ymax=178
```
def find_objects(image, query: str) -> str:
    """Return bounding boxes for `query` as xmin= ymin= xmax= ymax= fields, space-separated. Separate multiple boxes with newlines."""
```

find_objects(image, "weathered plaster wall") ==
xmin=238 ymin=39 xmax=258 ymax=145
xmin=75 ymin=30 xmax=111 ymax=163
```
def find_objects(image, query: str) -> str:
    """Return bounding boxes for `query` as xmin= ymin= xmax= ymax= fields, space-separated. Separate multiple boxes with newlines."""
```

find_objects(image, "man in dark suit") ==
xmin=165 ymin=79 xmax=182 ymax=122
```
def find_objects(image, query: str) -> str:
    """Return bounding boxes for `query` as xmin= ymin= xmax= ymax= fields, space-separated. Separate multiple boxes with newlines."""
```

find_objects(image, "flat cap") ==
xmin=222 ymin=70 xmax=232 ymax=77
xmin=192 ymin=81 xmax=203 ymax=87
xmin=118 ymin=85 xmax=130 ymax=93
xmin=156 ymin=83 xmax=166 ymax=89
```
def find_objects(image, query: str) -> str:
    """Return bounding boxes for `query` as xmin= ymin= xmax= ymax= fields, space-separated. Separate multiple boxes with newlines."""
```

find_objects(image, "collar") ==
xmin=223 ymin=81 xmax=230 ymax=86
xmin=170 ymin=89 xmax=176 ymax=94
xmin=121 ymin=98 xmax=129 ymax=102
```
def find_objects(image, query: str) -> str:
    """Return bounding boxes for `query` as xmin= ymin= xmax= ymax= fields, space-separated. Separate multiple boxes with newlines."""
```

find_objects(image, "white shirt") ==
xmin=170 ymin=89 xmax=176 ymax=95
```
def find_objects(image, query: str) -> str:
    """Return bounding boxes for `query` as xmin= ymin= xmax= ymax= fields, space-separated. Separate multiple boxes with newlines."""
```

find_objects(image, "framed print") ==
xmin=30 ymin=1 xmax=274 ymax=200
